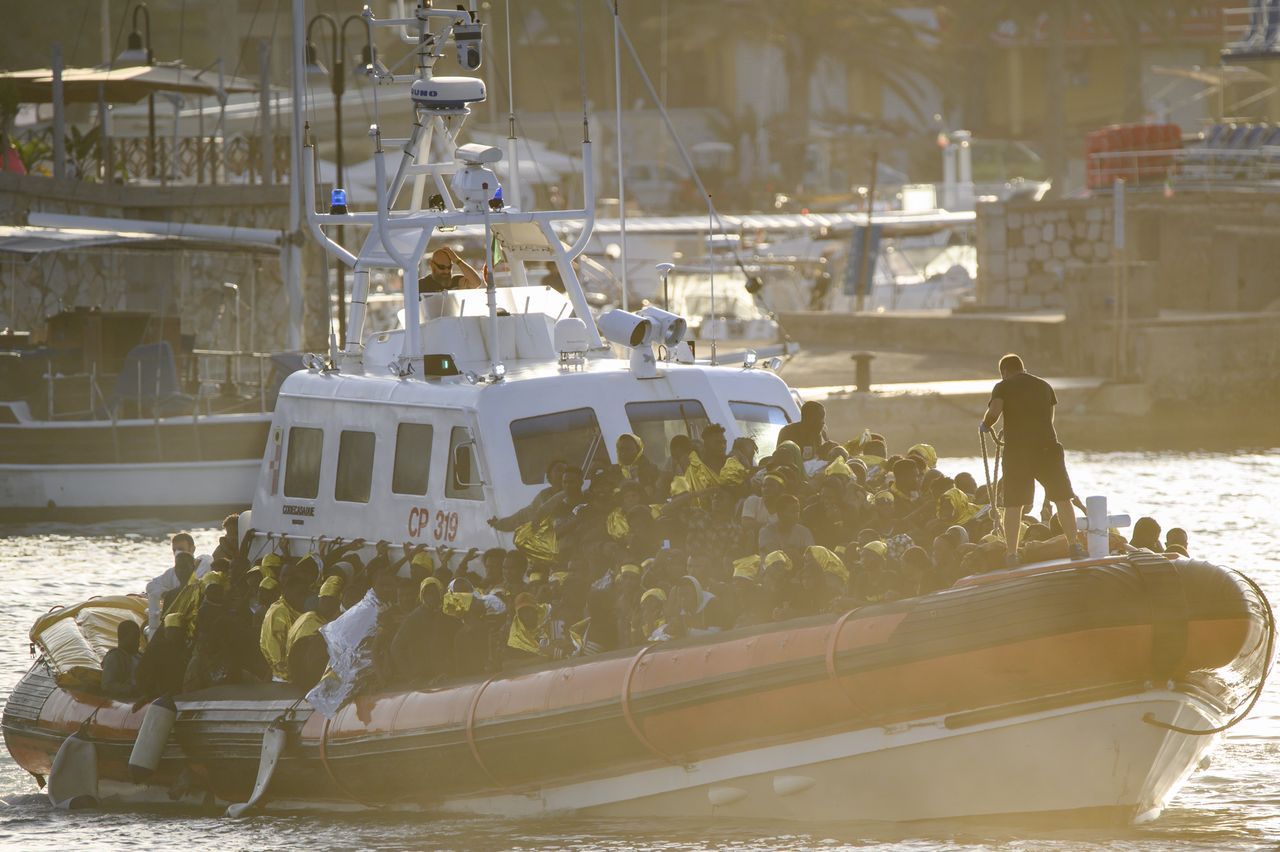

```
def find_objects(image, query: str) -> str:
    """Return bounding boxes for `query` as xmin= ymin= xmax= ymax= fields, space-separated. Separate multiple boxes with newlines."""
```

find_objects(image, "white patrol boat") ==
xmin=249 ymin=1 xmax=797 ymax=552
xmin=2 ymin=2 xmax=1273 ymax=827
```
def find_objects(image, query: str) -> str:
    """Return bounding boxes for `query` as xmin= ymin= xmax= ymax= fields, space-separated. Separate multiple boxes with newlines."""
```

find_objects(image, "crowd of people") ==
xmin=99 ymin=395 xmax=1193 ymax=707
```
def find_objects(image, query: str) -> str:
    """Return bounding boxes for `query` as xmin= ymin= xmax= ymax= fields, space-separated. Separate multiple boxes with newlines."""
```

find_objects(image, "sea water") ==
xmin=0 ymin=450 xmax=1276 ymax=851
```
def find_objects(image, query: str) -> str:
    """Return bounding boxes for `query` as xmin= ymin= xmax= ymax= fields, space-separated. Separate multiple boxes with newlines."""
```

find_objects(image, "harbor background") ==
xmin=1 ymin=450 xmax=1278 ymax=850
xmin=3 ymin=0 xmax=1280 ymax=845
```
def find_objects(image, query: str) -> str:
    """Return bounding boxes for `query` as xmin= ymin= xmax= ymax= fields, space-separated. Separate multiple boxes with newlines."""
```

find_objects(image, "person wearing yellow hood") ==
xmin=507 ymin=592 xmax=552 ymax=661
xmin=937 ymin=486 xmax=980 ymax=528
xmin=287 ymin=576 xmax=343 ymax=658
xmin=907 ymin=443 xmax=938 ymax=470
xmin=637 ymin=588 xmax=668 ymax=642
xmin=804 ymin=546 xmax=850 ymax=586
xmin=718 ymin=437 xmax=757 ymax=490
xmin=607 ymin=481 xmax=661 ymax=547
xmin=156 ymin=552 xmax=198 ymax=628
xmin=259 ymin=574 xmax=308 ymax=682
xmin=854 ymin=540 xmax=894 ymax=603
xmin=616 ymin=432 xmax=658 ymax=496
xmin=731 ymin=554 xmax=761 ymax=581
xmin=277 ymin=575 xmax=341 ymax=690
xmin=667 ymin=433 xmax=721 ymax=501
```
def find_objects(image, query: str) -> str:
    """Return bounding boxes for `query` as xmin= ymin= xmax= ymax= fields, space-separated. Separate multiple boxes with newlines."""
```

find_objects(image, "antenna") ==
xmin=708 ymin=196 xmax=716 ymax=365
xmin=504 ymin=0 xmax=520 ymax=210
xmin=612 ymin=0 xmax=628 ymax=312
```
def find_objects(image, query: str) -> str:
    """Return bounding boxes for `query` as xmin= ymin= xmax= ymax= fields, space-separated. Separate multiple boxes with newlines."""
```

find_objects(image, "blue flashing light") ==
xmin=330 ymin=188 xmax=348 ymax=215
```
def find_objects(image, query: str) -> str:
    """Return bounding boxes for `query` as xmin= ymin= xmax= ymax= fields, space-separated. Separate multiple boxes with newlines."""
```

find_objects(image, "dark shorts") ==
xmin=1000 ymin=443 xmax=1073 ymax=507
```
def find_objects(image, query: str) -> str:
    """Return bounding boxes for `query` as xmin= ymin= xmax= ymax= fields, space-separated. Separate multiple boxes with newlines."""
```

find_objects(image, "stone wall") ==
xmin=0 ymin=174 xmax=329 ymax=352
xmin=977 ymin=192 xmax=1280 ymax=314
xmin=976 ymin=197 xmax=1115 ymax=311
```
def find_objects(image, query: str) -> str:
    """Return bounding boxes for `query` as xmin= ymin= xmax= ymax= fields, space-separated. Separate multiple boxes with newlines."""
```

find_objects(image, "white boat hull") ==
xmin=0 ymin=459 xmax=260 ymax=516
xmin=88 ymin=689 xmax=1224 ymax=824
xmin=431 ymin=690 xmax=1219 ymax=824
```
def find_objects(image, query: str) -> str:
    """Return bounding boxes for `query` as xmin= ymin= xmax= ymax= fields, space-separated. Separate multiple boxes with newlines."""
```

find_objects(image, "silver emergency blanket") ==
xmin=305 ymin=589 xmax=384 ymax=719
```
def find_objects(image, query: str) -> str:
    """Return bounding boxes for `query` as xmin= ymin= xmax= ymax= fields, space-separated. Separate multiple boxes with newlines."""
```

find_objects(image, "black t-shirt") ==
xmin=418 ymin=272 xmax=466 ymax=293
xmin=776 ymin=421 xmax=825 ymax=459
xmin=991 ymin=371 xmax=1058 ymax=451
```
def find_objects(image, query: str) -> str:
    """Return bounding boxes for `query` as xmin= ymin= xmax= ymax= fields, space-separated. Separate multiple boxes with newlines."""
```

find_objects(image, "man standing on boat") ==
xmin=418 ymin=247 xmax=484 ymax=292
xmin=980 ymin=354 xmax=1083 ymax=562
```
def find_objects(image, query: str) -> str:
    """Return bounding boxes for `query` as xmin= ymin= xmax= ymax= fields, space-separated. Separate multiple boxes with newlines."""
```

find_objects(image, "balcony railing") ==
xmin=10 ymin=127 xmax=291 ymax=186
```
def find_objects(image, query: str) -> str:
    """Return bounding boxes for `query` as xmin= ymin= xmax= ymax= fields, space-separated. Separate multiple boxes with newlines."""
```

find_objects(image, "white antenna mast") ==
xmin=505 ymin=0 xmax=520 ymax=210
xmin=612 ymin=0 xmax=628 ymax=312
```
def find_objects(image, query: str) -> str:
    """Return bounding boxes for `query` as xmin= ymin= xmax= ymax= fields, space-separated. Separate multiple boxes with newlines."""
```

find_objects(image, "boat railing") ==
xmin=189 ymin=349 xmax=280 ymax=414
xmin=1087 ymin=122 xmax=1280 ymax=193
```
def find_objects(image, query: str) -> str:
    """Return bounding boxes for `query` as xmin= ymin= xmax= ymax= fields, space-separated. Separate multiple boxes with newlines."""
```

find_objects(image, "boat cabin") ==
xmin=252 ymin=290 xmax=797 ymax=549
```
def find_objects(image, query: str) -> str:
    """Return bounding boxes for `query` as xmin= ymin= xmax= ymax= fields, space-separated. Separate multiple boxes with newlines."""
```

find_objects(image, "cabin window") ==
xmin=283 ymin=426 xmax=324 ymax=499
xmin=392 ymin=423 xmax=434 ymax=496
xmin=335 ymin=430 xmax=376 ymax=503
xmin=509 ymin=407 xmax=606 ymax=485
xmin=624 ymin=399 xmax=710 ymax=468
xmin=447 ymin=426 xmax=483 ymax=500
xmin=729 ymin=401 xmax=791 ymax=456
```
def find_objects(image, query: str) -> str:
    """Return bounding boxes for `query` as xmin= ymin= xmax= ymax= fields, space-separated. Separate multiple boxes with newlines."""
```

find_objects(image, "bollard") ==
xmin=850 ymin=352 xmax=875 ymax=393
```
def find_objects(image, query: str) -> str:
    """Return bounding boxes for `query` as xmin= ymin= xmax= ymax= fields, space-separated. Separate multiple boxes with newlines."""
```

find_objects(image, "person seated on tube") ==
xmin=389 ymin=575 xmax=455 ymax=687
xmin=505 ymin=592 xmax=553 ymax=664
xmin=663 ymin=575 xmax=718 ymax=639
xmin=1165 ymin=527 xmax=1190 ymax=557
xmin=101 ymin=619 xmax=143 ymax=699
xmin=1129 ymin=516 xmax=1163 ymax=552
xmin=259 ymin=574 xmax=309 ymax=683
xmin=133 ymin=613 xmax=190 ymax=709
xmin=453 ymin=589 xmax=496 ymax=676
xmin=182 ymin=571 xmax=250 ymax=692
xmin=158 ymin=552 xmax=198 ymax=620
xmin=285 ymin=576 xmax=344 ymax=690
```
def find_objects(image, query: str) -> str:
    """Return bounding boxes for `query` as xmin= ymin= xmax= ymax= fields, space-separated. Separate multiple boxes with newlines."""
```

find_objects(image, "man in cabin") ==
xmin=980 ymin=353 xmax=1083 ymax=562
xmin=418 ymin=246 xmax=484 ymax=293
